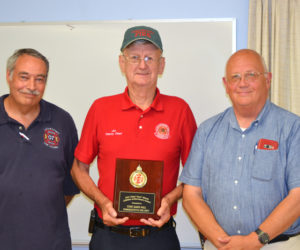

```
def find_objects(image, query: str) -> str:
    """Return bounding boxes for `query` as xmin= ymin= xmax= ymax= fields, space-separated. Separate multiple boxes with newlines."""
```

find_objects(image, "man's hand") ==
xmin=99 ymin=197 xmax=128 ymax=226
xmin=140 ymin=196 xmax=171 ymax=227
xmin=218 ymin=233 xmax=263 ymax=250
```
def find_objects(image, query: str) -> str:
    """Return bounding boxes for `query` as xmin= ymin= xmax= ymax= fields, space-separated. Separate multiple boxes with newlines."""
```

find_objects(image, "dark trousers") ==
xmin=89 ymin=219 xmax=181 ymax=250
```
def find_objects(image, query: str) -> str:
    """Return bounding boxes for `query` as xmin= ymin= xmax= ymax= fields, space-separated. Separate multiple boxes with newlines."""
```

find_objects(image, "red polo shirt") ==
xmin=75 ymin=88 xmax=197 ymax=225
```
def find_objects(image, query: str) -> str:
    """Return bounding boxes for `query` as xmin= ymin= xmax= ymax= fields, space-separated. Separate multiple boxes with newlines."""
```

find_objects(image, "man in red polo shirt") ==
xmin=71 ymin=25 xmax=197 ymax=250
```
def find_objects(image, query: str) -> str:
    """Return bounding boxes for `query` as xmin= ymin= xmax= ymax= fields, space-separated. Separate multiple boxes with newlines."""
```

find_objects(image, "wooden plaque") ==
xmin=113 ymin=158 xmax=164 ymax=220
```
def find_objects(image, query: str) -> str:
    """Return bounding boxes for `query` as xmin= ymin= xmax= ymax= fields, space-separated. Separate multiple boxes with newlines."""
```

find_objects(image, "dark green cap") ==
xmin=120 ymin=26 xmax=163 ymax=52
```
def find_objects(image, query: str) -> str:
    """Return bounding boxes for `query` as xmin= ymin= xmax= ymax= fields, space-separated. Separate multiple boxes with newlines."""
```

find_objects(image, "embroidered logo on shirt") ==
xmin=43 ymin=128 xmax=60 ymax=148
xmin=105 ymin=129 xmax=123 ymax=136
xmin=154 ymin=123 xmax=170 ymax=139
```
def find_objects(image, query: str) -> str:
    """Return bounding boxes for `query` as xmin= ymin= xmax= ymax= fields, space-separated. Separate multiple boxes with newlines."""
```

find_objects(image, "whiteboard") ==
xmin=0 ymin=19 xmax=235 ymax=247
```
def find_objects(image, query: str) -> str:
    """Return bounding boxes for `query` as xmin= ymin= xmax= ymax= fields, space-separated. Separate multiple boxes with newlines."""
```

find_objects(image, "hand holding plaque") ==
xmin=113 ymin=158 xmax=164 ymax=220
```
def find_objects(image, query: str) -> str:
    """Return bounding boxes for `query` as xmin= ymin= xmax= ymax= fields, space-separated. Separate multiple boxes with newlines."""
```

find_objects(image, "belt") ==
xmin=269 ymin=232 xmax=300 ymax=244
xmin=95 ymin=217 xmax=175 ymax=238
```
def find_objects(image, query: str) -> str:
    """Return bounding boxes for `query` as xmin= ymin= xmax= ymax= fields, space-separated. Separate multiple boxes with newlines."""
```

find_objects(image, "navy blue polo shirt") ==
xmin=0 ymin=95 xmax=79 ymax=250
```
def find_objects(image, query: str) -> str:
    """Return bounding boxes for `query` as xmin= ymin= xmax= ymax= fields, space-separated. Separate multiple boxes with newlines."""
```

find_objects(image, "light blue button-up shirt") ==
xmin=180 ymin=100 xmax=300 ymax=235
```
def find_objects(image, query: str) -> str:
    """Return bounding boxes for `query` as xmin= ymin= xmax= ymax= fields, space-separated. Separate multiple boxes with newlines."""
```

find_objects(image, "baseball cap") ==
xmin=120 ymin=26 xmax=163 ymax=52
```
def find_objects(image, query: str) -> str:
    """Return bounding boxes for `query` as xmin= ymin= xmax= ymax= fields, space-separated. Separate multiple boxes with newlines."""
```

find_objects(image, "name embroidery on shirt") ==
xmin=105 ymin=129 xmax=123 ymax=136
xmin=43 ymin=128 xmax=60 ymax=149
xmin=154 ymin=123 xmax=170 ymax=140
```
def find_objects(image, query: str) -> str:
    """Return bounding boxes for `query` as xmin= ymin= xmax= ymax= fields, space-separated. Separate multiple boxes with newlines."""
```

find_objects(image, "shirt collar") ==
xmin=255 ymin=99 xmax=271 ymax=123
xmin=0 ymin=94 xmax=51 ymax=125
xmin=228 ymin=100 xmax=271 ymax=130
xmin=121 ymin=87 xmax=163 ymax=112
xmin=38 ymin=99 xmax=51 ymax=122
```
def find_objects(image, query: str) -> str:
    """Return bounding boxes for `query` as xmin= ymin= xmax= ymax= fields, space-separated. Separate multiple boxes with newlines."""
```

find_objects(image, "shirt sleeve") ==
xmin=179 ymin=124 xmax=206 ymax=187
xmin=180 ymin=104 xmax=197 ymax=166
xmin=286 ymin=120 xmax=300 ymax=190
xmin=63 ymin=112 xmax=80 ymax=196
xmin=74 ymin=100 xmax=100 ymax=164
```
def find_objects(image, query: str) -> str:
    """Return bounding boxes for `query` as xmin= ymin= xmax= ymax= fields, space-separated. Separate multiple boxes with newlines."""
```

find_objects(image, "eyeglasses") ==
xmin=227 ymin=71 xmax=268 ymax=84
xmin=123 ymin=54 xmax=161 ymax=65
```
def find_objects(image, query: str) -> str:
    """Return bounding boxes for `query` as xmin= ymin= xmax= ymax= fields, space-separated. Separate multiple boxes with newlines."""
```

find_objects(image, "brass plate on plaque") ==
xmin=113 ymin=158 xmax=163 ymax=220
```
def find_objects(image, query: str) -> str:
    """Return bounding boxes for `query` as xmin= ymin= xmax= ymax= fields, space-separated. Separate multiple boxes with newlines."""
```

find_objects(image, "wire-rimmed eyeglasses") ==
xmin=226 ymin=71 xmax=268 ymax=84
xmin=123 ymin=54 xmax=161 ymax=65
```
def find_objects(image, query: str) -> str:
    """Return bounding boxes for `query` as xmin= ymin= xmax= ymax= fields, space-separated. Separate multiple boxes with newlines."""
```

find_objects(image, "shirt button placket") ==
xmin=232 ymin=132 xmax=244 ymax=234
xmin=138 ymin=114 xmax=144 ymax=131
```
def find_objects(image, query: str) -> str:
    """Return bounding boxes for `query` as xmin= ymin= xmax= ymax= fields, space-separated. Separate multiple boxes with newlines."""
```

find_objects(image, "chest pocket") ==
xmin=252 ymin=149 xmax=279 ymax=181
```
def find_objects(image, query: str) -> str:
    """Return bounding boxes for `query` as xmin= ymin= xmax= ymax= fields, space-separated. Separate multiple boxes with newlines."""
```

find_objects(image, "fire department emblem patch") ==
xmin=43 ymin=128 xmax=60 ymax=148
xmin=154 ymin=123 xmax=170 ymax=139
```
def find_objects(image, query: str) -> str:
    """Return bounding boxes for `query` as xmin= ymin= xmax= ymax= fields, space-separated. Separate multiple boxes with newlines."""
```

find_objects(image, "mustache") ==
xmin=19 ymin=89 xmax=41 ymax=96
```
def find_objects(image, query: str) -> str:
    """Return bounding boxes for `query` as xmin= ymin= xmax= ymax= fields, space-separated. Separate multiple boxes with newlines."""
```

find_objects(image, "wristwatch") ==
xmin=255 ymin=228 xmax=270 ymax=244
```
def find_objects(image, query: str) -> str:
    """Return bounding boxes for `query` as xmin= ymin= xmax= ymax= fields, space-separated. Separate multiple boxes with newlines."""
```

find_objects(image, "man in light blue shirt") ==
xmin=180 ymin=49 xmax=300 ymax=249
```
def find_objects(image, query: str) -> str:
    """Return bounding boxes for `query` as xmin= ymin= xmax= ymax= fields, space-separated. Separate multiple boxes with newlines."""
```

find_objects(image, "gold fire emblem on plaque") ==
xmin=129 ymin=165 xmax=147 ymax=188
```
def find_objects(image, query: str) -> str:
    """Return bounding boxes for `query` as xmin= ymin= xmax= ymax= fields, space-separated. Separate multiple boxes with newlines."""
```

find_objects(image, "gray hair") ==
xmin=123 ymin=40 xmax=163 ymax=55
xmin=7 ymin=48 xmax=49 ymax=79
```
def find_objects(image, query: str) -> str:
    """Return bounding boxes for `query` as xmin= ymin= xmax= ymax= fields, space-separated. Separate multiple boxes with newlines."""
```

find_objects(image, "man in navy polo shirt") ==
xmin=0 ymin=48 xmax=79 ymax=250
